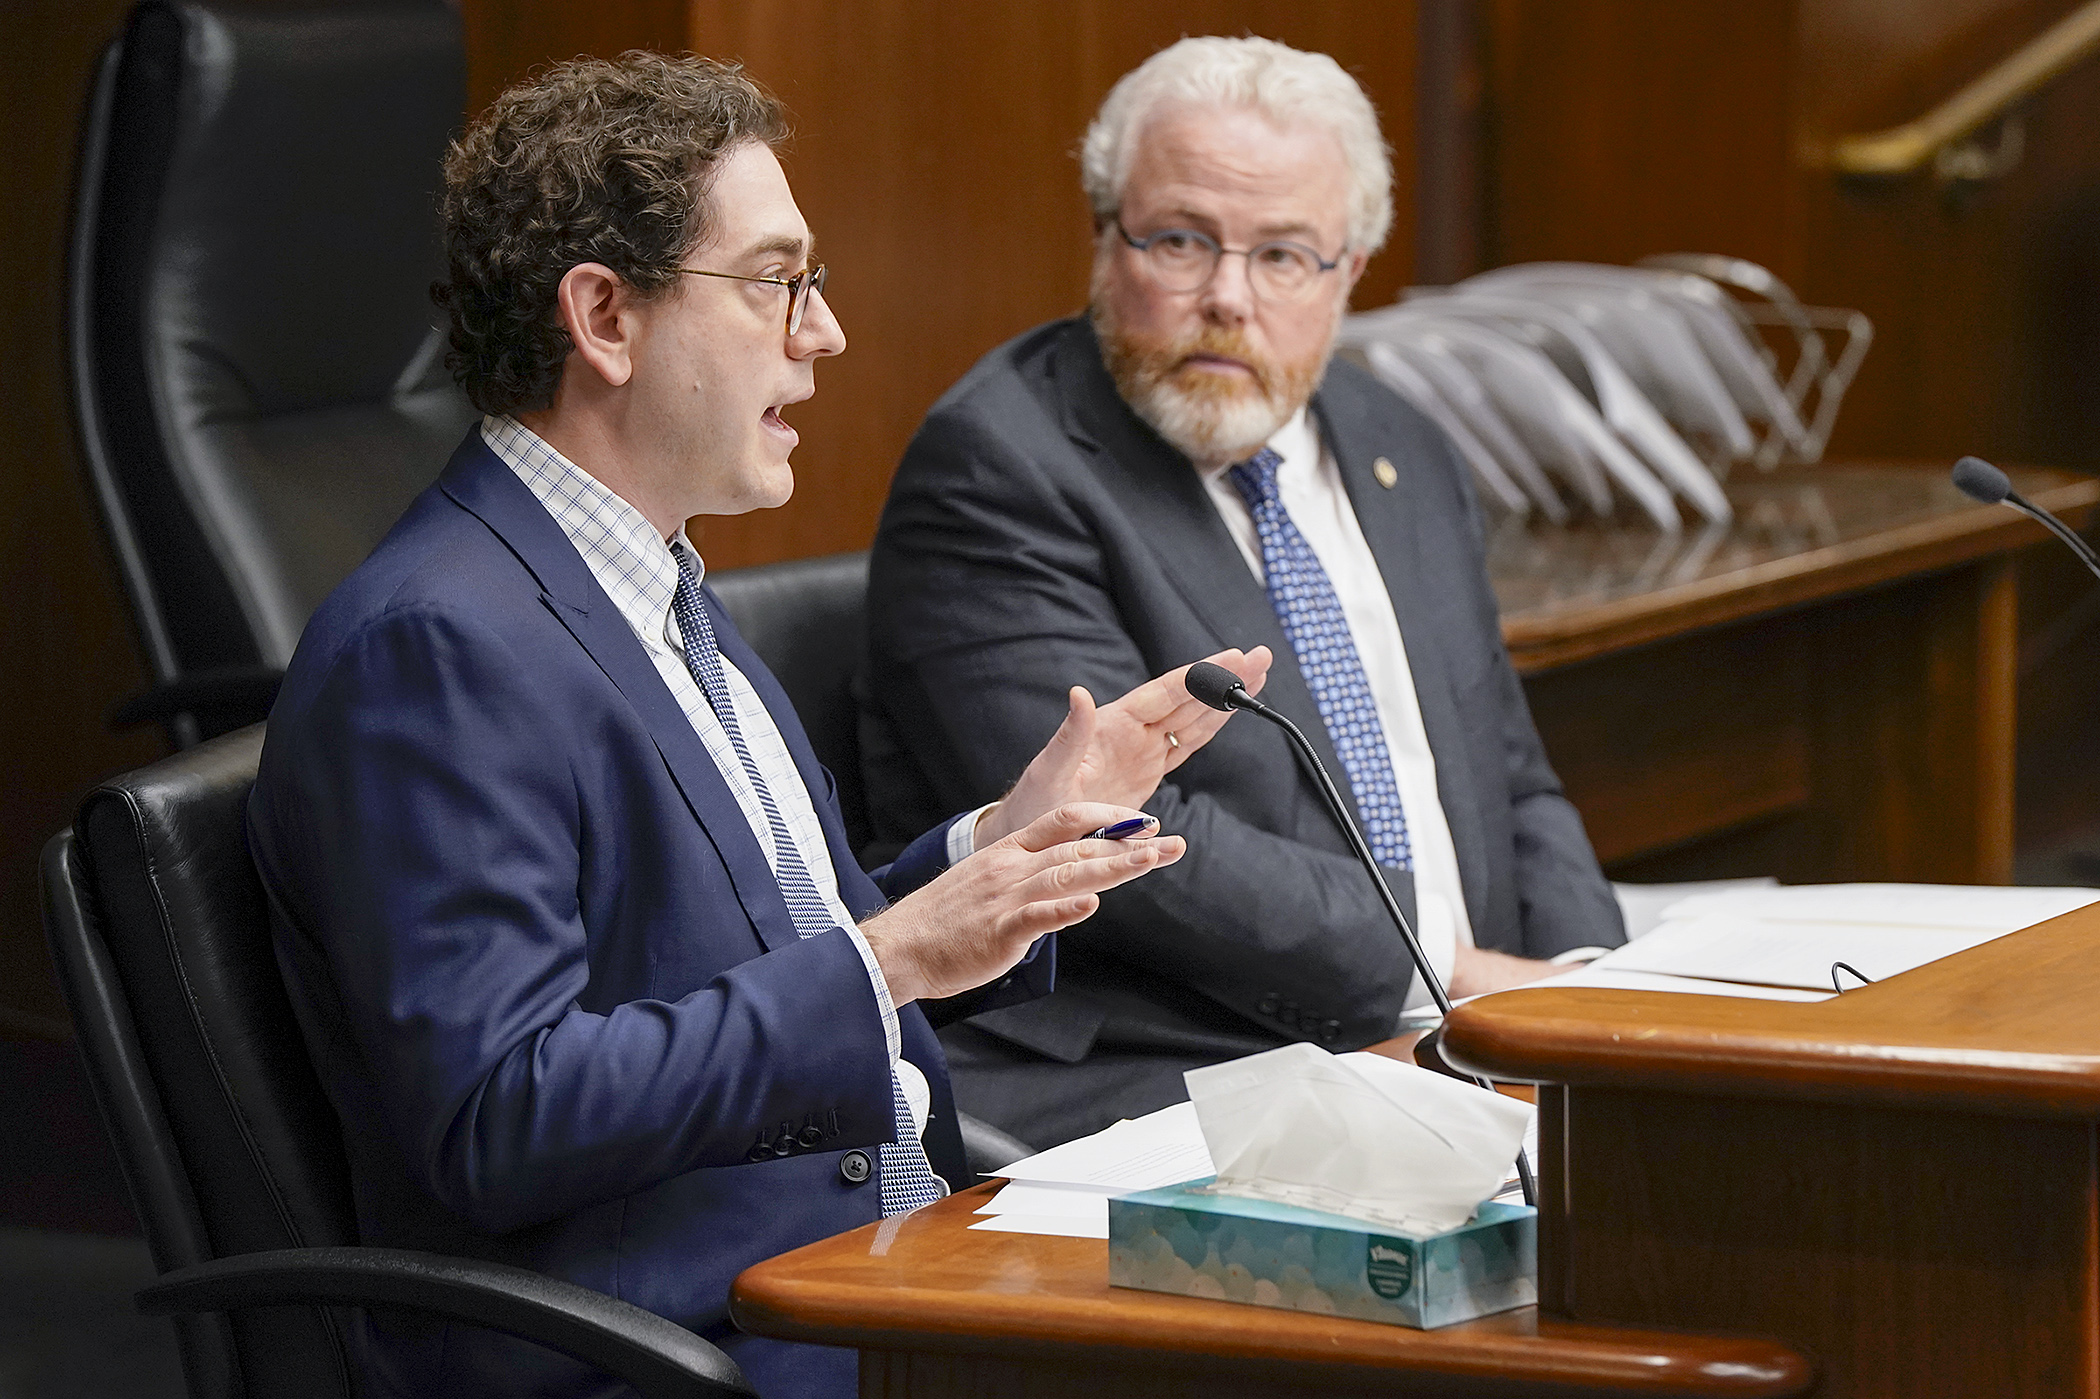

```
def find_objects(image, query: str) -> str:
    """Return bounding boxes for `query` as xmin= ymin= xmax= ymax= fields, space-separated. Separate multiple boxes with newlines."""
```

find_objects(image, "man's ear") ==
xmin=555 ymin=262 xmax=641 ymax=389
xmin=1342 ymin=247 xmax=1371 ymax=301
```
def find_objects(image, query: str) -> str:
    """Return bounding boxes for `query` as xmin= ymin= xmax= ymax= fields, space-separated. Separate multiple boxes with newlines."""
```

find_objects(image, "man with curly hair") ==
xmin=247 ymin=53 xmax=1266 ymax=1399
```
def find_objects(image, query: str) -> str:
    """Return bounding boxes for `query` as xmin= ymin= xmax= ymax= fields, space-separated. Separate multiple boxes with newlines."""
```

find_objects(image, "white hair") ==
xmin=1080 ymin=35 xmax=1394 ymax=254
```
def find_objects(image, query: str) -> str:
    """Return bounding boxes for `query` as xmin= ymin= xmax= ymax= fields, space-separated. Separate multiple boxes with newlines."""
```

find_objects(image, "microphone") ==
xmin=1185 ymin=660 xmax=1537 ymax=1208
xmin=1953 ymin=456 xmax=2100 ymax=581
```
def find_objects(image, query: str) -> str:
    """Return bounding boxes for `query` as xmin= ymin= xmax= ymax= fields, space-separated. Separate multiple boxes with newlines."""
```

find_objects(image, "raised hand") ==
xmin=859 ymin=802 xmax=1185 ymax=1005
xmin=974 ymin=646 xmax=1272 ymax=847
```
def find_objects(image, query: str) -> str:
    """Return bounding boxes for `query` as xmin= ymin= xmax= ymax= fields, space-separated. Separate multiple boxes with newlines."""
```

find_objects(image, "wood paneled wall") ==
xmin=0 ymin=0 xmax=165 ymax=1035
xmin=677 ymin=2 xmax=1420 ymax=569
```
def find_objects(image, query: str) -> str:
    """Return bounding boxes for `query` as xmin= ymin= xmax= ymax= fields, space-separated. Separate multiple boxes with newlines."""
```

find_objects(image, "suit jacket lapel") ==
xmin=437 ymin=433 xmax=806 ymax=953
xmin=1048 ymin=325 xmax=1361 ymax=826
xmin=1314 ymin=384 xmax=1490 ymax=929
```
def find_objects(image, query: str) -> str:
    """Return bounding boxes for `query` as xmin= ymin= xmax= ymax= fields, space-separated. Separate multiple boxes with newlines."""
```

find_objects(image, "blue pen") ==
xmin=1085 ymin=815 xmax=1160 ymax=841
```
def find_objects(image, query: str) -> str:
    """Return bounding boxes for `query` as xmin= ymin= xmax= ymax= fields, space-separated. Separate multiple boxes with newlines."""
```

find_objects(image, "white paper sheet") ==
xmin=1537 ymin=963 xmax=1834 ymax=1002
xmin=973 ymin=1103 xmax=1217 ymax=1239
xmin=991 ymin=1101 xmax=1214 ymax=1192
xmin=1612 ymin=878 xmax=1778 ymax=941
xmin=973 ymin=1182 xmax=1110 ymax=1218
xmin=1594 ymin=919 xmax=2002 ymax=990
xmin=965 ymin=1211 xmax=1108 ymax=1239
xmin=1658 ymin=883 xmax=2098 ymax=932
xmin=1582 ymin=883 xmax=2098 ymax=992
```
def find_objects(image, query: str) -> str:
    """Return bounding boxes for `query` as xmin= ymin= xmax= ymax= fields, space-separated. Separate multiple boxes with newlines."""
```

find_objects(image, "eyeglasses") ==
xmin=1115 ymin=220 xmax=1342 ymax=301
xmin=672 ymin=263 xmax=829 ymax=335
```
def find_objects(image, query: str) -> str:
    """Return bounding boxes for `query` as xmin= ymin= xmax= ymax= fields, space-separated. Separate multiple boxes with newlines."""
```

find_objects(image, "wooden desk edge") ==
xmin=1502 ymin=471 xmax=2100 ymax=673
xmin=730 ymin=1191 xmax=1815 ymax=1396
xmin=1439 ymin=908 xmax=2100 ymax=1112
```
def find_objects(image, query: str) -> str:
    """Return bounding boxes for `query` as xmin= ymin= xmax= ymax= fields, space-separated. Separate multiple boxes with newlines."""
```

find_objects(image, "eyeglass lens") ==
xmin=1139 ymin=231 xmax=1323 ymax=299
xmin=787 ymin=265 xmax=827 ymax=335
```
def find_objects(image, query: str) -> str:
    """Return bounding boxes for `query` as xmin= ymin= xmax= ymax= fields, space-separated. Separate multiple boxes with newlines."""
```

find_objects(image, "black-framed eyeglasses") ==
xmin=672 ymin=263 xmax=829 ymax=335
xmin=1115 ymin=219 xmax=1342 ymax=301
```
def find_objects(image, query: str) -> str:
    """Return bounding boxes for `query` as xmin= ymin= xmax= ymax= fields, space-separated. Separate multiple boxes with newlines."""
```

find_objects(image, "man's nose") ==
xmin=791 ymin=286 xmax=846 ymax=359
xmin=1200 ymin=251 xmax=1255 ymax=325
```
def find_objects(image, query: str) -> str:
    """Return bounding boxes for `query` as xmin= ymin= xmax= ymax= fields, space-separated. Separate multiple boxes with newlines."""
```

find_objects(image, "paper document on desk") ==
xmin=1659 ymin=882 xmax=2099 ymax=932
xmin=969 ymin=1101 xmax=1214 ymax=1240
xmin=1588 ymin=883 xmax=2099 ymax=991
xmin=1539 ymin=964 xmax=1833 ymax=1002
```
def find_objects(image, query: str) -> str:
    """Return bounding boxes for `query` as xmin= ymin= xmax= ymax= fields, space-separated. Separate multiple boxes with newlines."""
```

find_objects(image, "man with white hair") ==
xmin=863 ymin=36 xmax=1624 ymax=1148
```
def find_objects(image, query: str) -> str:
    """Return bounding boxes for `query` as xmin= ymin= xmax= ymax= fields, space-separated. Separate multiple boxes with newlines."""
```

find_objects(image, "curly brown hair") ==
xmin=434 ymin=52 xmax=791 ymax=416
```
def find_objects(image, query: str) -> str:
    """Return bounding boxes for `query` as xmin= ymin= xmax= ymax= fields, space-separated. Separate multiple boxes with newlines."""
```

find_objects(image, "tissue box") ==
xmin=1109 ymin=1178 xmax=1535 ymax=1329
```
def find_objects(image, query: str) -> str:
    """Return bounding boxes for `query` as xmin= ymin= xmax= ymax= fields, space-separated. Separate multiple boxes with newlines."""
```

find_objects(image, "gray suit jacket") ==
xmin=862 ymin=317 xmax=1622 ymax=1070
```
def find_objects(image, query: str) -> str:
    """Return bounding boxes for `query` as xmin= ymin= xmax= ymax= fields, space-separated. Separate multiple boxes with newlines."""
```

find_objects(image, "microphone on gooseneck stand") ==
xmin=1952 ymin=456 xmax=2100 ymax=582
xmin=1183 ymin=661 xmax=1538 ymax=1210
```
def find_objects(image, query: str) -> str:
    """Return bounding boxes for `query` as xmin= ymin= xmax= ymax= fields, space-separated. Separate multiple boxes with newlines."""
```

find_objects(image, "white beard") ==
xmin=1125 ymin=373 xmax=1296 ymax=466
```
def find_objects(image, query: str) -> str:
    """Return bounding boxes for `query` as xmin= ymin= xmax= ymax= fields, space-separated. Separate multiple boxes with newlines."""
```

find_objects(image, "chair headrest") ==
xmin=130 ymin=0 xmax=463 ymax=422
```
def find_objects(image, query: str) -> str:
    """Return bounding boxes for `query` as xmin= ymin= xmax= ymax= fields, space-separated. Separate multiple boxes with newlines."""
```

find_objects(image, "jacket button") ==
xmin=1257 ymin=993 xmax=1280 ymax=1016
xmin=748 ymin=1138 xmax=773 ymax=1163
xmin=1278 ymin=1002 xmax=1300 ymax=1029
xmin=1319 ymin=1019 xmax=1342 ymax=1044
xmin=839 ymin=1150 xmax=873 ymax=1185
xmin=799 ymin=1124 xmax=825 ymax=1147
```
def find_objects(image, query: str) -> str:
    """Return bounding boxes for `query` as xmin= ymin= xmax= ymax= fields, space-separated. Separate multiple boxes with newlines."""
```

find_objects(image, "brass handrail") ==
xmin=1830 ymin=0 xmax=2100 ymax=176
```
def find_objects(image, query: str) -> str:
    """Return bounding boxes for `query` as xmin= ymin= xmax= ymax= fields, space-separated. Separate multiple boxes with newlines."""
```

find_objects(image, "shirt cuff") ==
xmin=1550 ymin=946 xmax=1612 ymax=966
xmin=838 ymin=922 xmax=933 ymax=1140
xmin=838 ymin=924 xmax=903 ymax=1065
xmin=946 ymin=803 xmax=998 ymax=865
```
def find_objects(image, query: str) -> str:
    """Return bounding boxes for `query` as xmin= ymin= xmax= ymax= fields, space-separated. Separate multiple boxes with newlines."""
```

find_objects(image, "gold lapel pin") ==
xmin=1373 ymin=456 xmax=1398 ymax=489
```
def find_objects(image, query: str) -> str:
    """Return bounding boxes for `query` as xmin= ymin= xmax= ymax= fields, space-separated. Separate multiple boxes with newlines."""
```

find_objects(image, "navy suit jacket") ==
xmin=248 ymin=429 xmax=1049 ymax=1399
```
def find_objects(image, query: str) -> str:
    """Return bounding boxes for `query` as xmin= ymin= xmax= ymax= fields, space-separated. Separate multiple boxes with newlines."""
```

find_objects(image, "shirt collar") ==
xmin=480 ymin=414 xmax=695 ymax=650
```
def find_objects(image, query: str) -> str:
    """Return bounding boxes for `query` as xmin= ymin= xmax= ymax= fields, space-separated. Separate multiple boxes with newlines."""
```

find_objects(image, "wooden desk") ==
xmin=1496 ymin=462 xmax=2100 ymax=884
xmin=731 ymin=1181 xmax=1811 ymax=1398
xmin=736 ymin=908 xmax=2100 ymax=1397
xmin=1440 ymin=902 xmax=2100 ymax=1398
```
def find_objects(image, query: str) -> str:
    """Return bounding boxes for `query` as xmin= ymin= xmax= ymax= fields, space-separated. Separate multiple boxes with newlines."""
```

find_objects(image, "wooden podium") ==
xmin=734 ymin=906 xmax=2100 ymax=1395
xmin=1437 ymin=901 xmax=2100 ymax=1398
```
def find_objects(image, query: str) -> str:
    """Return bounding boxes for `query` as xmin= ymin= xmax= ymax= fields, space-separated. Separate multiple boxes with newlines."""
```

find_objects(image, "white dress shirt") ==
xmin=483 ymin=415 xmax=932 ymax=1135
xmin=1200 ymin=407 xmax=1477 ymax=1014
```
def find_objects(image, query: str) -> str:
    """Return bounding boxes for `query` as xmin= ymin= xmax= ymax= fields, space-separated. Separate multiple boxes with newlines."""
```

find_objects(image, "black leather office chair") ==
xmin=711 ymin=551 xmax=1037 ymax=1171
xmin=39 ymin=728 xmax=754 ymax=1399
xmin=711 ymin=550 xmax=876 ymax=856
xmin=67 ymin=0 xmax=479 ymax=748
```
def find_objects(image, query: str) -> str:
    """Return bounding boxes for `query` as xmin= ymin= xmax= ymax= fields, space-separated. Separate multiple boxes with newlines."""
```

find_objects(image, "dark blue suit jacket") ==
xmin=248 ymin=429 xmax=1049 ymax=1399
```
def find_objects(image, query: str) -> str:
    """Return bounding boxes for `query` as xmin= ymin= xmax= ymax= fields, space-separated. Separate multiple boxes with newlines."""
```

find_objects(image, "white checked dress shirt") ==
xmin=1201 ymin=407 xmax=1476 ymax=1014
xmin=483 ymin=415 xmax=933 ymax=1137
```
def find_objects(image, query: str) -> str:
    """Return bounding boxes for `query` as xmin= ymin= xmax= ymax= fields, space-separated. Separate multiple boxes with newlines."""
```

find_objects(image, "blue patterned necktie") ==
xmin=1228 ymin=449 xmax=1413 ymax=871
xmin=670 ymin=548 xmax=946 ymax=1216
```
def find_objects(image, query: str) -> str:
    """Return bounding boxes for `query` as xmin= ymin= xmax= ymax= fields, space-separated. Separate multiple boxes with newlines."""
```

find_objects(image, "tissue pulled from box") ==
xmin=1183 ymin=1043 xmax=1532 ymax=1236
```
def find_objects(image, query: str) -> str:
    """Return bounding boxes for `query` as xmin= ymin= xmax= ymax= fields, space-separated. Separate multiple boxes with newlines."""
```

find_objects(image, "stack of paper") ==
xmin=1581 ymin=882 xmax=2099 ymax=995
xmin=970 ymin=1101 xmax=1213 ymax=1240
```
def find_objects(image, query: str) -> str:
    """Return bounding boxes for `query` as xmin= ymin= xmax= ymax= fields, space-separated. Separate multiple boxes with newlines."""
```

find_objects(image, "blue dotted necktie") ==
xmin=1228 ymin=450 xmax=1413 ymax=871
xmin=671 ymin=548 xmax=946 ymax=1215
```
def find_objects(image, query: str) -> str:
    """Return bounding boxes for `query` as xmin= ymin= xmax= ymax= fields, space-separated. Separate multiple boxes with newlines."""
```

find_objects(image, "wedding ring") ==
xmin=1165 ymin=730 xmax=1180 ymax=750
